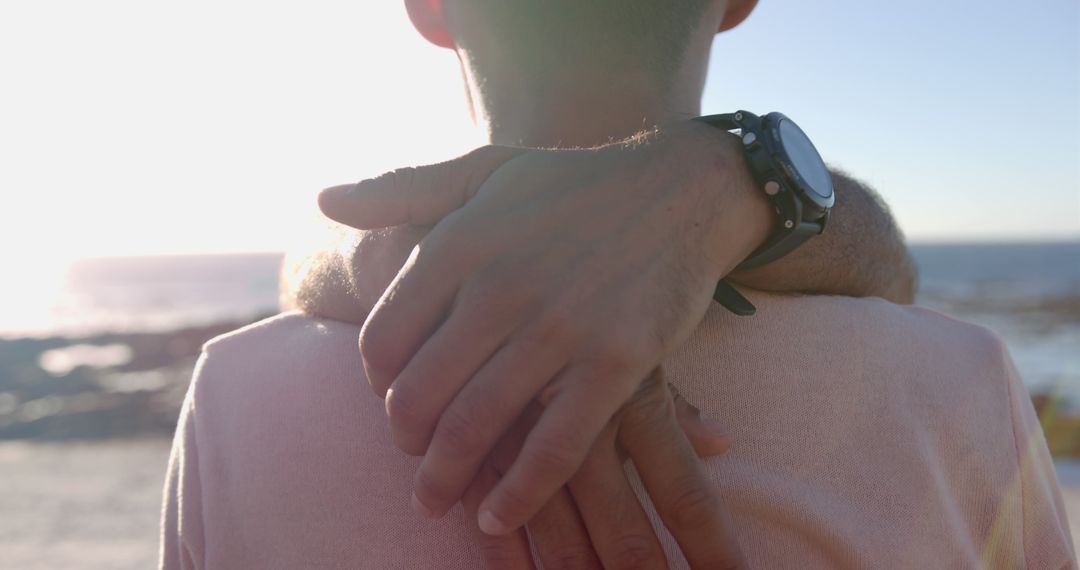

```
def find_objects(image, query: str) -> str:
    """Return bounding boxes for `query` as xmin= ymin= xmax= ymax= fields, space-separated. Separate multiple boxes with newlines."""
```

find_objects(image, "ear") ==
xmin=718 ymin=0 xmax=759 ymax=32
xmin=404 ymin=0 xmax=456 ymax=49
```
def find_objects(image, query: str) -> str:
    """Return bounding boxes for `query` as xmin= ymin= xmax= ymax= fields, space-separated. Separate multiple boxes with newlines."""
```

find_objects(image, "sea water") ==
xmin=2 ymin=242 xmax=1078 ymax=401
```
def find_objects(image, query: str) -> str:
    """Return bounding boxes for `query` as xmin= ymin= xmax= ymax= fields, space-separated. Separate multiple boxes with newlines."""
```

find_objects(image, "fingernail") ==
xmin=478 ymin=510 xmax=508 ymax=535
xmin=412 ymin=493 xmax=437 ymax=519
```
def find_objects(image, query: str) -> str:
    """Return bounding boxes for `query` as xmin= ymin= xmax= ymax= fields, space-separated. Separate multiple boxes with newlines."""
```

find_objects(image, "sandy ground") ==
xmin=0 ymin=440 xmax=171 ymax=570
xmin=1 ymin=441 xmax=1079 ymax=569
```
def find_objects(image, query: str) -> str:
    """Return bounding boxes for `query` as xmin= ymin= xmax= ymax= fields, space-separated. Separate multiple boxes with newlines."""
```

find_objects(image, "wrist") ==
xmin=668 ymin=120 xmax=773 ymax=273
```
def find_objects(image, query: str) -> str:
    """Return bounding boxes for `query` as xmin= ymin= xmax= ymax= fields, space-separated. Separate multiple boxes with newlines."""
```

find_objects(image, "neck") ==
xmin=475 ymin=76 xmax=703 ymax=149
xmin=448 ymin=0 xmax=725 ymax=148
xmin=461 ymin=33 xmax=714 ymax=149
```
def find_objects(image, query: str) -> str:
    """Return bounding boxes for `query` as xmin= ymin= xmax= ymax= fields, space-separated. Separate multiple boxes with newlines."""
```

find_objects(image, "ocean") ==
xmin=1 ymin=253 xmax=284 ymax=339
xmin=2 ymin=242 xmax=1078 ymax=402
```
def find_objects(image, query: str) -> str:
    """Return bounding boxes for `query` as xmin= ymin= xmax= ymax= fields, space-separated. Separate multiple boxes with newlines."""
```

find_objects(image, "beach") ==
xmin=0 ymin=439 xmax=170 ymax=569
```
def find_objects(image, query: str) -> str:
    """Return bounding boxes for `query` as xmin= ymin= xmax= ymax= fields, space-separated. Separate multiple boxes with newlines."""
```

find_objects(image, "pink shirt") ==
xmin=160 ymin=292 xmax=1075 ymax=568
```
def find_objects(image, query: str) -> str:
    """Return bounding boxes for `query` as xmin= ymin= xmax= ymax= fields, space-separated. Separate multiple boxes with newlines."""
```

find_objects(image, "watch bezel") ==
xmin=693 ymin=110 xmax=834 ymax=273
xmin=760 ymin=112 xmax=835 ymax=217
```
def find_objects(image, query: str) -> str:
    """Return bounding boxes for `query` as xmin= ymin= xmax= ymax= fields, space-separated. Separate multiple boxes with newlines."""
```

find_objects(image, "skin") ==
xmin=321 ymin=121 xmax=768 ymax=540
xmin=313 ymin=129 xmax=757 ymax=568
xmin=460 ymin=373 xmax=743 ymax=569
xmin=284 ymin=0 xmax=914 ymax=565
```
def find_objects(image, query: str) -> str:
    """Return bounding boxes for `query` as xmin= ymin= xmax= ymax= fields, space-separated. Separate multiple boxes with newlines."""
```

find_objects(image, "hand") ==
xmin=461 ymin=370 xmax=745 ymax=569
xmin=319 ymin=120 xmax=771 ymax=535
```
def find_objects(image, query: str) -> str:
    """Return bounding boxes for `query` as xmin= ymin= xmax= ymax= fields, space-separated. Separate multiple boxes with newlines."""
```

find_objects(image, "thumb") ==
xmin=318 ymin=145 xmax=527 ymax=229
xmin=671 ymin=390 xmax=733 ymax=458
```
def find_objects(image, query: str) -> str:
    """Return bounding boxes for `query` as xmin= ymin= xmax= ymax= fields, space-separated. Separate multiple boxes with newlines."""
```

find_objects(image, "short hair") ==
xmin=454 ymin=0 xmax=712 ymax=85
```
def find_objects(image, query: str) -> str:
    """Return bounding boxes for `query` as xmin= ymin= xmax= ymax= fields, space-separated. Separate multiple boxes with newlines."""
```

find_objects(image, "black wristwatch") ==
xmin=698 ymin=111 xmax=835 ymax=315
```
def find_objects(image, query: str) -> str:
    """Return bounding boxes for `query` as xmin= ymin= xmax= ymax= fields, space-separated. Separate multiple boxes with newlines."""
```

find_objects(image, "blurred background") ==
xmin=1 ymin=0 xmax=1077 ymax=567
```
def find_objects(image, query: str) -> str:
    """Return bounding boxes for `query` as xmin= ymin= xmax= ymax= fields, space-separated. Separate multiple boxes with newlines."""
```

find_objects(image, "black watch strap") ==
xmin=713 ymin=280 xmax=756 ymax=316
xmin=737 ymin=219 xmax=823 ymax=270
xmin=697 ymin=113 xmax=740 ymax=131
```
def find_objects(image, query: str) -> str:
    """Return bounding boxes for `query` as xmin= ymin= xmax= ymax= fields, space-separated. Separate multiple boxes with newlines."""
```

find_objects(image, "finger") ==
xmin=525 ymin=488 xmax=602 ymax=570
xmin=319 ymin=145 xmax=527 ymax=229
xmin=461 ymin=460 xmax=536 ymax=570
xmin=358 ymin=242 xmax=460 ymax=395
xmin=477 ymin=364 xmax=639 ymax=536
xmin=384 ymin=298 xmax=528 ymax=456
xmin=482 ymin=412 xmax=601 ymax=569
xmin=568 ymin=421 xmax=668 ymax=570
xmin=489 ymin=404 xmax=601 ymax=569
xmin=620 ymin=382 xmax=746 ymax=570
xmin=359 ymin=207 xmax=528 ymax=396
xmin=671 ymin=390 xmax=733 ymax=458
xmin=410 ymin=336 xmax=569 ymax=516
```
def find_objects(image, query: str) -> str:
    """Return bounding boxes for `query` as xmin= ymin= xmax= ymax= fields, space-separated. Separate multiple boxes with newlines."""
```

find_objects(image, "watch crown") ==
xmin=764 ymin=180 xmax=781 ymax=196
xmin=742 ymin=132 xmax=758 ymax=147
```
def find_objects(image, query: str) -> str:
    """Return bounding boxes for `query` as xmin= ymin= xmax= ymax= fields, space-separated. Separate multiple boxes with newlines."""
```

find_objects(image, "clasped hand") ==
xmin=320 ymin=121 xmax=767 ymax=567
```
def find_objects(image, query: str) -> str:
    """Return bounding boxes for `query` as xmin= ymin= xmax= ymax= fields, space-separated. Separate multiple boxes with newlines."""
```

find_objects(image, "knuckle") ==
xmin=385 ymin=387 xmax=432 ymax=439
xmin=621 ymin=379 xmax=672 ymax=432
xmin=618 ymin=401 xmax=668 ymax=441
xmin=420 ymin=229 xmax=459 ymax=264
xmin=421 ymin=217 xmax=477 ymax=264
xmin=479 ymin=259 xmax=532 ymax=300
xmin=387 ymin=166 xmax=417 ymax=193
xmin=434 ymin=221 xmax=468 ymax=251
xmin=520 ymin=307 xmax=579 ymax=349
xmin=587 ymin=337 xmax=641 ymax=376
xmin=358 ymin=320 xmax=402 ymax=380
xmin=607 ymin=534 xmax=665 ymax=570
xmin=666 ymin=484 xmax=721 ymax=532
xmin=436 ymin=405 xmax=490 ymax=458
xmin=631 ymin=374 xmax=670 ymax=409
xmin=458 ymin=276 xmax=522 ymax=324
xmin=527 ymin=432 xmax=581 ymax=478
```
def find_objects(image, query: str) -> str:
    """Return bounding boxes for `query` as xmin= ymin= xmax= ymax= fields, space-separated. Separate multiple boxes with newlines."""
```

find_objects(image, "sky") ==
xmin=0 ymin=0 xmax=1077 ymax=268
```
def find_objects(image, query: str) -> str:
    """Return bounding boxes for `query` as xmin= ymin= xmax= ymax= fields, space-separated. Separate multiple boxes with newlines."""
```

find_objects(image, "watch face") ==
xmin=777 ymin=118 xmax=833 ymax=202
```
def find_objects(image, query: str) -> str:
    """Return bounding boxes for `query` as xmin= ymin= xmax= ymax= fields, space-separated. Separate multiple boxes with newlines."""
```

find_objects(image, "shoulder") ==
xmin=173 ymin=314 xmax=464 ymax=567
xmin=723 ymin=290 xmax=1010 ymax=365
xmin=678 ymin=293 xmax=1071 ymax=566
xmin=201 ymin=310 xmax=361 ymax=359
xmin=776 ymin=293 xmax=1016 ymax=396
xmin=196 ymin=311 xmax=362 ymax=388
xmin=189 ymin=311 xmax=371 ymax=438
xmin=674 ymin=290 xmax=1020 ymax=442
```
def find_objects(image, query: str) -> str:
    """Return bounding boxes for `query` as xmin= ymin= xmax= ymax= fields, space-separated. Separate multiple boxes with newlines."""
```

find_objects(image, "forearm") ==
xmin=288 ymin=130 xmax=917 ymax=322
xmin=728 ymin=169 xmax=917 ymax=304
